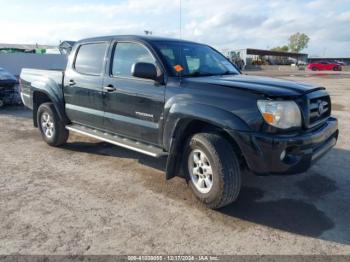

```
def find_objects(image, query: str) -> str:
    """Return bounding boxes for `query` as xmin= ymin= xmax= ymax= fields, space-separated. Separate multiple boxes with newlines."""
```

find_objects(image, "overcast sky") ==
xmin=0 ymin=0 xmax=349 ymax=57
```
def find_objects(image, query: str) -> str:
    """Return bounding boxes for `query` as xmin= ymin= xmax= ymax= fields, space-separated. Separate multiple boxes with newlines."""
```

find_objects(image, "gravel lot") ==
xmin=0 ymin=71 xmax=350 ymax=255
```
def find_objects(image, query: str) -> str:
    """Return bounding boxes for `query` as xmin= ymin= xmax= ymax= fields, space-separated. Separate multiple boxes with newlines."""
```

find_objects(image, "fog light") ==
xmin=280 ymin=150 xmax=286 ymax=160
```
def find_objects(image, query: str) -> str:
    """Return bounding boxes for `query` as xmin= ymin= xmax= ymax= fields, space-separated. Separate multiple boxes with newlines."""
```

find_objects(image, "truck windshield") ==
xmin=154 ymin=41 xmax=239 ymax=77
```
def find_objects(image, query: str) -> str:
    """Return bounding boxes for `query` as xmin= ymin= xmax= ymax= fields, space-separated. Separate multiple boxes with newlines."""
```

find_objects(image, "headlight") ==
xmin=257 ymin=100 xmax=301 ymax=129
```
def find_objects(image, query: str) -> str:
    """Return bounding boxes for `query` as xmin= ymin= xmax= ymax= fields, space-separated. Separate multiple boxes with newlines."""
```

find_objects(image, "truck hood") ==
xmin=184 ymin=74 xmax=324 ymax=97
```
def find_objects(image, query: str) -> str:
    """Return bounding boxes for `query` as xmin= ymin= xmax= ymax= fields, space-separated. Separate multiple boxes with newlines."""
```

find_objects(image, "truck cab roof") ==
xmin=78 ymin=35 xmax=201 ymax=45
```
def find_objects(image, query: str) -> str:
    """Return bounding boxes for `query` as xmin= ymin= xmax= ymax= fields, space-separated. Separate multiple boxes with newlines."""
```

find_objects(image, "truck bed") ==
xmin=21 ymin=68 xmax=63 ymax=86
xmin=19 ymin=68 xmax=64 ymax=109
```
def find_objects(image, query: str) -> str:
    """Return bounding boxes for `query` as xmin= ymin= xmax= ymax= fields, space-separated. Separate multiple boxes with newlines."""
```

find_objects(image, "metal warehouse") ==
xmin=225 ymin=48 xmax=308 ymax=67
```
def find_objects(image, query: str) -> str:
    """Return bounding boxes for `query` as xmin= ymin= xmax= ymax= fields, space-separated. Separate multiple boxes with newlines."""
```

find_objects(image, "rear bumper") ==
xmin=230 ymin=117 xmax=338 ymax=175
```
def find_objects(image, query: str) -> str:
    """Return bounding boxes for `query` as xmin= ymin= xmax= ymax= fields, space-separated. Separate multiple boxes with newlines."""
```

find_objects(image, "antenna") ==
xmin=178 ymin=0 xmax=183 ymax=81
xmin=179 ymin=0 xmax=182 ymax=39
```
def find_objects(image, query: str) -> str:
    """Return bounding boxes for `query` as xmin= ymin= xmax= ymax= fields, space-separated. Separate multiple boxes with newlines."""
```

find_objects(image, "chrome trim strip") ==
xmin=65 ymin=103 xmax=158 ymax=129
xmin=66 ymin=103 xmax=104 ymax=117
xmin=21 ymin=92 xmax=31 ymax=98
xmin=104 ymin=111 xmax=158 ymax=129
xmin=65 ymin=126 xmax=162 ymax=157
xmin=20 ymin=92 xmax=30 ymax=105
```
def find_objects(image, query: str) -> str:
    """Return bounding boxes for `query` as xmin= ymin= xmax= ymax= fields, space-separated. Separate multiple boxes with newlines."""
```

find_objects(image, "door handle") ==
xmin=103 ymin=85 xmax=117 ymax=92
xmin=68 ymin=79 xmax=76 ymax=86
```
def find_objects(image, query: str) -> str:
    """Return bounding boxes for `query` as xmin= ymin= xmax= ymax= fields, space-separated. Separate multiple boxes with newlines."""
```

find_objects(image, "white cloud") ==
xmin=337 ymin=11 xmax=350 ymax=22
xmin=49 ymin=0 xmax=179 ymax=17
xmin=0 ymin=0 xmax=349 ymax=57
xmin=0 ymin=21 xmax=146 ymax=44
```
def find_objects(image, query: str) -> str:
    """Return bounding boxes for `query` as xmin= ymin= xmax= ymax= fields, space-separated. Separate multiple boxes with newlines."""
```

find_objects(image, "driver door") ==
xmin=102 ymin=41 xmax=165 ymax=146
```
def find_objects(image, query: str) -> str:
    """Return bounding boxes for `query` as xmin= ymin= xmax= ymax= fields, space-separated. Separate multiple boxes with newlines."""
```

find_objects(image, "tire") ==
xmin=333 ymin=66 xmax=339 ymax=71
xmin=37 ymin=102 xmax=69 ymax=146
xmin=184 ymin=133 xmax=241 ymax=209
xmin=312 ymin=67 xmax=317 ymax=71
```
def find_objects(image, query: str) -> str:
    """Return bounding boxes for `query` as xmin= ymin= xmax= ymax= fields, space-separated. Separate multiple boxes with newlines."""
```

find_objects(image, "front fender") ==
xmin=163 ymin=102 xmax=251 ymax=151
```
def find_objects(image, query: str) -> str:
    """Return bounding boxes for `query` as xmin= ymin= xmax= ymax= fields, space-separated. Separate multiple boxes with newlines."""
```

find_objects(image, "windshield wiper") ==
xmin=184 ymin=71 xmax=216 ymax=77
xmin=184 ymin=70 xmax=238 ymax=77
xmin=218 ymin=71 xmax=238 ymax=76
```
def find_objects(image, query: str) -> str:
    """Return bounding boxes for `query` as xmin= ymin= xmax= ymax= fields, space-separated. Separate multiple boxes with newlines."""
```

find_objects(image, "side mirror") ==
xmin=132 ymin=62 xmax=157 ymax=80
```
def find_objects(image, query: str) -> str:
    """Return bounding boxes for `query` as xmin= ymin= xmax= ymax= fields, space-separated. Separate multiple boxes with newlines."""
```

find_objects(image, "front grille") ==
xmin=0 ymin=86 xmax=16 ymax=95
xmin=305 ymin=90 xmax=331 ymax=128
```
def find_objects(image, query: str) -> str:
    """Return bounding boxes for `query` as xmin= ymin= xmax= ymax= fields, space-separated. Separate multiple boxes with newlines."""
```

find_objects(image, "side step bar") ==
xmin=66 ymin=124 xmax=167 ymax=158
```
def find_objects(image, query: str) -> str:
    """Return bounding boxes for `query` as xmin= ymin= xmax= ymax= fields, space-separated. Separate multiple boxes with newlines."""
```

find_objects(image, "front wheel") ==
xmin=37 ymin=102 xmax=69 ymax=146
xmin=184 ymin=133 xmax=242 ymax=209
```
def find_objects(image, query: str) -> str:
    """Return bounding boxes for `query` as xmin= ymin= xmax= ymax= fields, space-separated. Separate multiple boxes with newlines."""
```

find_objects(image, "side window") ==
xmin=74 ymin=43 xmax=108 ymax=75
xmin=112 ymin=42 xmax=156 ymax=77
xmin=159 ymin=48 xmax=176 ymax=65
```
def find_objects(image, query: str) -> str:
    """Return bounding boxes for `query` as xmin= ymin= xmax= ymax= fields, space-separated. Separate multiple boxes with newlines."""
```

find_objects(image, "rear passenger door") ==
xmin=63 ymin=42 xmax=109 ymax=129
xmin=102 ymin=41 xmax=165 ymax=146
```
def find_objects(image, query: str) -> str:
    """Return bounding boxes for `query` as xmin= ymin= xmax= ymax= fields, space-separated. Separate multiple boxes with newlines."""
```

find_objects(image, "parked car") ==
xmin=307 ymin=61 xmax=342 ymax=71
xmin=0 ymin=67 xmax=17 ymax=86
xmin=334 ymin=60 xmax=347 ymax=66
xmin=0 ymin=67 xmax=18 ymax=107
xmin=19 ymin=35 xmax=339 ymax=209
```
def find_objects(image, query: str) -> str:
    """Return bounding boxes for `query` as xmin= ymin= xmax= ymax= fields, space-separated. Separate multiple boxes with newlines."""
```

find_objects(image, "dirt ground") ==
xmin=0 ymin=71 xmax=350 ymax=255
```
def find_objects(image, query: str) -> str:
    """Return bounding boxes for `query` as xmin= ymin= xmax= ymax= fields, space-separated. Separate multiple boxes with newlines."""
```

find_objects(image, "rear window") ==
xmin=74 ymin=42 xmax=108 ymax=75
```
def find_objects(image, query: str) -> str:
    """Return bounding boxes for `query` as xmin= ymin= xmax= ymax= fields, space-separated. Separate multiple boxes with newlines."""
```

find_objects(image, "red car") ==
xmin=307 ymin=61 xmax=342 ymax=71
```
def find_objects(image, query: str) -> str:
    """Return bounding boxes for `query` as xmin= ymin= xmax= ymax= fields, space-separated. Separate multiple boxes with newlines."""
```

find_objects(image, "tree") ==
xmin=270 ymin=45 xmax=289 ymax=52
xmin=288 ymin=33 xmax=310 ymax=53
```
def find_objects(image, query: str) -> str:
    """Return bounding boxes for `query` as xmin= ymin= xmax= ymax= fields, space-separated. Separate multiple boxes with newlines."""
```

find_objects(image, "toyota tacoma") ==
xmin=19 ymin=35 xmax=338 ymax=209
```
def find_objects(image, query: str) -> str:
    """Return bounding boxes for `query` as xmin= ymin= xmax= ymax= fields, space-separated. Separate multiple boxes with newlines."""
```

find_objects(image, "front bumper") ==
xmin=0 ymin=79 xmax=17 ymax=88
xmin=231 ymin=117 xmax=338 ymax=175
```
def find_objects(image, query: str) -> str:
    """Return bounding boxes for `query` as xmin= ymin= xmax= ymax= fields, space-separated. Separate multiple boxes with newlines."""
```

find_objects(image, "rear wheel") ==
xmin=184 ymin=133 xmax=241 ymax=209
xmin=37 ymin=102 xmax=69 ymax=146
xmin=312 ymin=67 xmax=317 ymax=71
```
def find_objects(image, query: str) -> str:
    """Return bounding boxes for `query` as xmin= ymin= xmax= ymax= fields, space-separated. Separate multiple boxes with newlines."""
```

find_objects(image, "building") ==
xmin=58 ymin=41 xmax=76 ymax=55
xmin=0 ymin=42 xmax=73 ymax=75
xmin=0 ymin=43 xmax=66 ymax=76
xmin=224 ymin=48 xmax=308 ymax=68
xmin=0 ymin=43 xmax=57 ymax=54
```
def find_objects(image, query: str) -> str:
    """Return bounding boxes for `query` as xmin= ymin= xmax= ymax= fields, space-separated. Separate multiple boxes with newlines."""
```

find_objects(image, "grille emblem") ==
xmin=318 ymin=101 xmax=328 ymax=115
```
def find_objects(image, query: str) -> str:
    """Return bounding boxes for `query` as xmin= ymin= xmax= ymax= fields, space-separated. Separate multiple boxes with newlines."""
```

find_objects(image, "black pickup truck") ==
xmin=19 ymin=35 xmax=338 ymax=209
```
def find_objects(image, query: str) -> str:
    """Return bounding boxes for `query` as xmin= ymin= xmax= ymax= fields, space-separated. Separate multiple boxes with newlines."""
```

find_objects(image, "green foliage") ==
xmin=270 ymin=45 xmax=289 ymax=52
xmin=288 ymin=33 xmax=310 ymax=53
xmin=35 ymin=48 xmax=46 ymax=54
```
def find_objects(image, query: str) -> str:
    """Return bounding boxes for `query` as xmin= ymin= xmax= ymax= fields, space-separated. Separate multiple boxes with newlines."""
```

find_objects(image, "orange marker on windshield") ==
xmin=174 ymin=64 xmax=184 ymax=72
